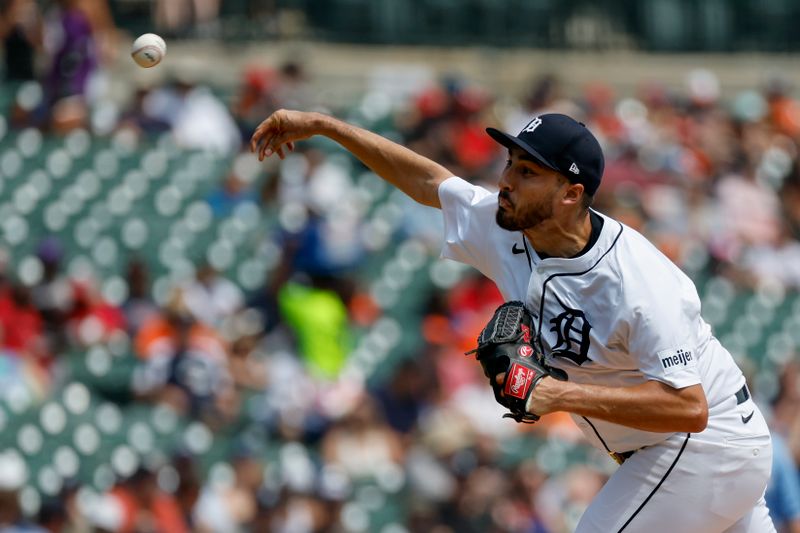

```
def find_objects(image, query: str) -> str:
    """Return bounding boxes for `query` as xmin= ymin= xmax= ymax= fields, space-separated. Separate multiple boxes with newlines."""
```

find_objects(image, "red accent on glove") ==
xmin=504 ymin=363 xmax=540 ymax=400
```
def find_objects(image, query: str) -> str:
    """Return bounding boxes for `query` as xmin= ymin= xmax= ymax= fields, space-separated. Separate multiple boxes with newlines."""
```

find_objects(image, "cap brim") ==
xmin=486 ymin=127 xmax=559 ymax=172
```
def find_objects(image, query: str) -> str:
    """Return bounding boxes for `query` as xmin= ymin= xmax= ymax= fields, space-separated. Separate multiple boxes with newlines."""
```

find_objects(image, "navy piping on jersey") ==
xmin=582 ymin=416 xmax=615 ymax=455
xmin=533 ymin=221 xmax=624 ymax=353
xmin=617 ymin=433 xmax=691 ymax=532
xmin=532 ymin=220 xmax=624 ymax=450
xmin=521 ymin=236 xmax=533 ymax=271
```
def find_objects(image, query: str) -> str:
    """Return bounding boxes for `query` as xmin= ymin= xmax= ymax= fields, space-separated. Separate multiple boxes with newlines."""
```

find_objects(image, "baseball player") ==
xmin=251 ymin=110 xmax=774 ymax=532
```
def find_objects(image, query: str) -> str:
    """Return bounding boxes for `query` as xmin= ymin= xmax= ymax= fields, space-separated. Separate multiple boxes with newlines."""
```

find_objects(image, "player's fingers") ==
xmin=259 ymin=133 xmax=276 ymax=161
xmin=269 ymin=134 xmax=294 ymax=159
xmin=250 ymin=121 xmax=270 ymax=154
xmin=249 ymin=127 xmax=261 ymax=153
xmin=287 ymin=141 xmax=295 ymax=152
xmin=496 ymin=372 xmax=507 ymax=397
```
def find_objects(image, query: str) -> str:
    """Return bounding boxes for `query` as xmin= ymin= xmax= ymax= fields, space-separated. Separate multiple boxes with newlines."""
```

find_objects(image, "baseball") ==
xmin=131 ymin=33 xmax=166 ymax=68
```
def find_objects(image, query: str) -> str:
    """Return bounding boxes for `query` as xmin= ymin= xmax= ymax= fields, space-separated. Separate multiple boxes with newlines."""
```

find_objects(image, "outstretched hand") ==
xmin=250 ymin=109 xmax=320 ymax=161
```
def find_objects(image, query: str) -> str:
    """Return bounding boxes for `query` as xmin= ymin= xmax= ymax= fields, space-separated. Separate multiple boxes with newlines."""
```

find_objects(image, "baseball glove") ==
xmin=466 ymin=301 xmax=567 ymax=423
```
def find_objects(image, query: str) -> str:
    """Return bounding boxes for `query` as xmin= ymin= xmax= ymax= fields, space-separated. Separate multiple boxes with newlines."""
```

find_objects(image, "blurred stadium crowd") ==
xmin=2 ymin=1 xmax=800 ymax=533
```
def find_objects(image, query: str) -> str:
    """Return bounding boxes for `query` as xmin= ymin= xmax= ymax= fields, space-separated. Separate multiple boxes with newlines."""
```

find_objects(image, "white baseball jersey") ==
xmin=438 ymin=176 xmax=746 ymax=453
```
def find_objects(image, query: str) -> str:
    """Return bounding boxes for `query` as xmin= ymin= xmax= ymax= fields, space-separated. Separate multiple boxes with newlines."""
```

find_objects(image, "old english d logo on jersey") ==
xmin=549 ymin=298 xmax=592 ymax=366
xmin=505 ymin=363 xmax=538 ymax=400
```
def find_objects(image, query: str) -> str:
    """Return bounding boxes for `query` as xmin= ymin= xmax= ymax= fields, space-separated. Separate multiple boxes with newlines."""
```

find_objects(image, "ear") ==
xmin=562 ymin=182 xmax=585 ymax=206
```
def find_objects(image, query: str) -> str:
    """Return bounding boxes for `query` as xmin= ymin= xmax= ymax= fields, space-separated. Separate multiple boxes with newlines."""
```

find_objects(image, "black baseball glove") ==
xmin=466 ymin=301 xmax=567 ymax=423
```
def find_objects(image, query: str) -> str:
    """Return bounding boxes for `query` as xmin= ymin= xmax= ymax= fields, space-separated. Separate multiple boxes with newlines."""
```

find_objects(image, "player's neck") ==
xmin=523 ymin=211 xmax=592 ymax=259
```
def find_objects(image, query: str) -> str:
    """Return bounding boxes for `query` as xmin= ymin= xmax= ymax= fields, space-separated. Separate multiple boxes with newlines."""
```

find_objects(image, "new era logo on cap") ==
xmin=485 ymin=114 xmax=604 ymax=196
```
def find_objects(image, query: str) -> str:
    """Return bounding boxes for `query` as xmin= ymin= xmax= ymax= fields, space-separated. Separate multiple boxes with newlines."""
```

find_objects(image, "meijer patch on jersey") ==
xmin=658 ymin=347 xmax=696 ymax=375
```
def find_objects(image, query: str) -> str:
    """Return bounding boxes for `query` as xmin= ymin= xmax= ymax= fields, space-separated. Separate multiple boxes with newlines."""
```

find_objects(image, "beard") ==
xmin=496 ymin=190 xmax=554 ymax=231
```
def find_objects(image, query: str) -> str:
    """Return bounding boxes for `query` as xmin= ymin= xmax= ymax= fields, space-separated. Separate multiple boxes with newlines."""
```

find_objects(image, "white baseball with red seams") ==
xmin=131 ymin=33 xmax=166 ymax=68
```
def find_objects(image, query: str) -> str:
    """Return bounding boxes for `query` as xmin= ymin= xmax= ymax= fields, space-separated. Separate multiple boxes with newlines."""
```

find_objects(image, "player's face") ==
xmin=496 ymin=148 xmax=567 ymax=231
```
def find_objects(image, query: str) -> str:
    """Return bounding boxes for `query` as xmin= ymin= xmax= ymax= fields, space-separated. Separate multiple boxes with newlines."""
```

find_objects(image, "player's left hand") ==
xmin=495 ymin=371 xmax=562 ymax=416
xmin=467 ymin=301 xmax=568 ymax=423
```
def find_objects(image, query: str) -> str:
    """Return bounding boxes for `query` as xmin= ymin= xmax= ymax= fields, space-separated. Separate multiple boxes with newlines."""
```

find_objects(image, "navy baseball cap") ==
xmin=486 ymin=114 xmax=604 ymax=196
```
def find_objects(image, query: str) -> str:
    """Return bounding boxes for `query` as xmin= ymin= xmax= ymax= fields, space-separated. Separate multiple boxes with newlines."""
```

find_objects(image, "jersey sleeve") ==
xmin=624 ymin=271 xmax=704 ymax=390
xmin=437 ymin=176 xmax=505 ymax=281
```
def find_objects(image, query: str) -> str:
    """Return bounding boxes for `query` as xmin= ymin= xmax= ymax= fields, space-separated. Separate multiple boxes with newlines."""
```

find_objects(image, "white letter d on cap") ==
xmin=523 ymin=117 xmax=543 ymax=133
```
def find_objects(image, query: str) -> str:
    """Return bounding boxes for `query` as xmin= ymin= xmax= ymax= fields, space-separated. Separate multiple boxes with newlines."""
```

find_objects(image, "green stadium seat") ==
xmin=2 ymin=148 xmax=23 ymax=178
xmin=110 ymin=444 xmax=140 ymax=479
xmin=73 ymin=423 xmax=102 ymax=456
xmin=121 ymin=217 xmax=149 ymax=250
xmin=39 ymin=402 xmax=68 ymax=435
xmin=94 ymin=149 xmax=120 ymax=179
xmin=53 ymin=445 xmax=81 ymax=480
xmin=64 ymin=129 xmax=92 ymax=159
xmin=29 ymin=170 xmax=52 ymax=200
xmin=95 ymin=402 xmax=124 ymax=435
xmin=17 ymin=128 xmax=42 ymax=159
xmin=18 ymin=423 xmax=44 ymax=456
xmin=47 ymin=148 xmax=73 ymax=179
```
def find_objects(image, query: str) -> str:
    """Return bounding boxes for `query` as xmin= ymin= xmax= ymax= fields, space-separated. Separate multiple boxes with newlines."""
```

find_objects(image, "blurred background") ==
xmin=1 ymin=1 xmax=800 ymax=532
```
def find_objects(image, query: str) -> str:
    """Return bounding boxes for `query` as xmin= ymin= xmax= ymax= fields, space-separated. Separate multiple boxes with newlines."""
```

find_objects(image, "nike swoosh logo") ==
xmin=741 ymin=411 xmax=754 ymax=424
xmin=512 ymin=243 xmax=525 ymax=255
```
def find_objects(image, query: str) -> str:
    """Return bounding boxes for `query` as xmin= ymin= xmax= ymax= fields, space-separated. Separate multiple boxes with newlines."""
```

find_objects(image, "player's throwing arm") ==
xmin=250 ymin=109 xmax=452 ymax=208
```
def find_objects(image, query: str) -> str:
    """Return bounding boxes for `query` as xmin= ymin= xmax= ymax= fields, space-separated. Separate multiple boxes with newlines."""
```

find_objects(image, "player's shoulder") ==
xmin=598 ymin=212 xmax=673 ymax=265
xmin=601 ymin=213 xmax=697 ymax=303
xmin=438 ymin=176 xmax=497 ymax=208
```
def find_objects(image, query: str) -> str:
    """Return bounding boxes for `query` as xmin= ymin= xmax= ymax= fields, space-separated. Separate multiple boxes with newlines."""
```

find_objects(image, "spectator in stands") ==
xmin=278 ymin=274 xmax=353 ymax=379
xmin=232 ymin=66 xmax=279 ymax=140
xmin=373 ymin=357 xmax=437 ymax=436
xmin=43 ymin=0 xmax=117 ymax=130
xmin=403 ymin=76 xmax=495 ymax=180
xmin=0 ymin=451 xmax=46 ymax=532
xmin=535 ymin=465 xmax=607 ymax=533
xmin=116 ymin=87 xmax=172 ymax=138
xmin=205 ymin=170 xmax=258 ymax=218
xmin=194 ymin=448 xmax=264 ymax=532
xmin=770 ymin=362 xmax=800 ymax=471
xmin=738 ymin=220 xmax=800 ymax=289
xmin=141 ymin=69 xmax=241 ymax=153
xmin=154 ymin=0 xmax=220 ymax=38
xmin=272 ymin=62 xmax=315 ymax=112
xmin=503 ymin=73 xmax=579 ymax=135
xmin=65 ymin=276 xmax=126 ymax=346
xmin=182 ymin=263 xmax=245 ymax=328
xmin=0 ymin=284 xmax=42 ymax=356
xmin=110 ymin=467 xmax=189 ymax=533
xmin=171 ymin=453 xmax=202 ymax=531
xmin=31 ymin=237 xmax=71 ymax=353
xmin=121 ymin=258 xmax=159 ymax=335
xmin=227 ymin=333 xmax=268 ymax=391
xmin=320 ymin=395 xmax=404 ymax=481
xmin=134 ymin=290 xmax=235 ymax=424
xmin=765 ymin=76 xmax=800 ymax=139
xmin=765 ymin=432 xmax=800 ymax=533
xmin=0 ymin=0 xmax=42 ymax=82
